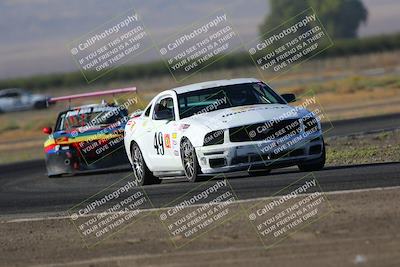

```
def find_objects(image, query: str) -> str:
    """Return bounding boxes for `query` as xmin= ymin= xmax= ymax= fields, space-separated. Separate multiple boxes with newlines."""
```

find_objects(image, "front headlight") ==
xmin=204 ymin=130 xmax=225 ymax=146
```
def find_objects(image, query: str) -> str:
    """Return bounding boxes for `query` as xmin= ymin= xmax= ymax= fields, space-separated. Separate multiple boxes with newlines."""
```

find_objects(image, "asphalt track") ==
xmin=0 ymin=113 xmax=399 ymax=217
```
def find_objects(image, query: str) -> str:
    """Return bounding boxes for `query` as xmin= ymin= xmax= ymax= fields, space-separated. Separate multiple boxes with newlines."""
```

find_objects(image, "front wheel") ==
xmin=180 ymin=138 xmax=201 ymax=182
xmin=48 ymin=174 xmax=62 ymax=178
xmin=131 ymin=142 xmax=161 ymax=186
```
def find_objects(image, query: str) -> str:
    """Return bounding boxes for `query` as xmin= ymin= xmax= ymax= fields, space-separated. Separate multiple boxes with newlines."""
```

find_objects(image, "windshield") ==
xmin=55 ymin=107 xmax=128 ymax=131
xmin=178 ymin=82 xmax=285 ymax=119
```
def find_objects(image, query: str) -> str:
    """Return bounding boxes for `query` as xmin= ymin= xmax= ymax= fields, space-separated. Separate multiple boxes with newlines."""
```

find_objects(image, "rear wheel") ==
xmin=298 ymin=142 xmax=326 ymax=172
xmin=131 ymin=142 xmax=161 ymax=186
xmin=181 ymin=138 xmax=201 ymax=182
xmin=34 ymin=100 xmax=47 ymax=109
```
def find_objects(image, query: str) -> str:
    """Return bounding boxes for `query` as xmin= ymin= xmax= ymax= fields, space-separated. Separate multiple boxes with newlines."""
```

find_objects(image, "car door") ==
xmin=133 ymin=103 xmax=154 ymax=155
xmin=146 ymin=94 xmax=181 ymax=171
xmin=12 ymin=90 xmax=29 ymax=110
xmin=0 ymin=93 xmax=13 ymax=112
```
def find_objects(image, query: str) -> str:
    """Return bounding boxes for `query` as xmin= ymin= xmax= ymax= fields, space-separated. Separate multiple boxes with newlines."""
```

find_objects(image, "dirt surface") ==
xmin=1 ymin=187 xmax=400 ymax=267
xmin=326 ymin=130 xmax=400 ymax=165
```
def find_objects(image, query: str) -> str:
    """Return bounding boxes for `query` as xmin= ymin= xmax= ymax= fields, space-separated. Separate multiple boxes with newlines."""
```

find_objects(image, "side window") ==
xmin=144 ymin=104 xmax=151 ymax=117
xmin=3 ymin=92 xmax=20 ymax=98
xmin=153 ymin=97 xmax=175 ymax=120
xmin=161 ymin=98 xmax=174 ymax=110
xmin=55 ymin=113 xmax=66 ymax=131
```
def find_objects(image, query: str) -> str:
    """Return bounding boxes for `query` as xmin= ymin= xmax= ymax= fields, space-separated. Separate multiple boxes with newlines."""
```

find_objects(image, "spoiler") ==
xmin=48 ymin=87 xmax=136 ymax=103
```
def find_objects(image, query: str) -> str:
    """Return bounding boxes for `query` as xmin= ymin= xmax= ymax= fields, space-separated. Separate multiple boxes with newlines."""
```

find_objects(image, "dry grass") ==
xmin=326 ymin=130 xmax=400 ymax=165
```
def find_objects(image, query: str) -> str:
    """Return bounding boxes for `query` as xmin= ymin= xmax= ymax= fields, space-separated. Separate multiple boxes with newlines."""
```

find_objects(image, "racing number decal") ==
xmin=154 ymin=132 xmax=165 ymax=155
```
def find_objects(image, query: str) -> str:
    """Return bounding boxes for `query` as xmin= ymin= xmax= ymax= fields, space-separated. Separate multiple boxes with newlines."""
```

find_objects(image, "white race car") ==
xmin=124 ymin=78 xmax=325 ymax=185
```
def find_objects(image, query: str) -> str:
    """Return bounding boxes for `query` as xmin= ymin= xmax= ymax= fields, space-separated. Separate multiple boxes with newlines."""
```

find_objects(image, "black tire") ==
xmin=48 ymin=174 xmax=62 ymax=178
xmin=34 ymin=100 xmax=47 ymax=109
xmin=180 ymin=138 xmax=201 ymax=182
xmin=131 ymin=142 xmax=161 ymax=186
xmin=298 ymin=142 xmax=326 ymax=172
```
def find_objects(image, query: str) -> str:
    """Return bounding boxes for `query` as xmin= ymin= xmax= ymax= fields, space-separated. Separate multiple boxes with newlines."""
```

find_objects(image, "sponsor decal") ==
xmin=130 ymin=120 xmax=136 ymax=129
xmin=164 ymin=134 xmax=171 ymax=148
xmin=178 ymin=124 xmax=191 ymax=131
xmin=56 ymin=136 xmax=69 ymax=143
xmin=172 ymin=132 xmax=177 ymax=139
xmin=231 ymin=106 xmax=252 ymax=112
xmin=171 ymin=139 xmax=178 ymax=152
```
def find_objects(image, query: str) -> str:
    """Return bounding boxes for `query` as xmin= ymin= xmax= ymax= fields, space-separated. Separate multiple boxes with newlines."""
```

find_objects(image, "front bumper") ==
xmin=45 ymin=146 xmax=129 ymax=176
xmin=195 ymin=132 xmax=324 ymax=174
xmin=45 ymin=150 xmax=79 ymax=176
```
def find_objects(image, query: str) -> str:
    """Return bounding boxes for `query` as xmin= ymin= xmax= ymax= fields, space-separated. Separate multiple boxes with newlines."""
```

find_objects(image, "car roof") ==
xmin=0 ymin=88 xmax=25 ymax=93
xmin=172 ymin=78 xmax=261 ymax=94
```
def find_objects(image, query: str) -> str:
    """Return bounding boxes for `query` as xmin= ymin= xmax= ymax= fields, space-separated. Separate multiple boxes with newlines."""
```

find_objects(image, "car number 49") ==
xmin=154 ymin=132 xmax=165 ymax=155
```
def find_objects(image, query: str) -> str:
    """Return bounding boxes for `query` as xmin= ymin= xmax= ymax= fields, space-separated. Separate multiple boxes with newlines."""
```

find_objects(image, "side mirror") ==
xmin=43 ymin=127 xmax=52 ymax=135
xmin=154 ymin=108 xmax=174 ymax=121
xmin=281 ymin=93 xmax=296 ymax=103
xmin=130 ymin=109 xmax=143 ymax=118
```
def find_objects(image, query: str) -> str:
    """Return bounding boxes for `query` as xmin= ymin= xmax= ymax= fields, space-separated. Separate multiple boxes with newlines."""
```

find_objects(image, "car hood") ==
xmin=50 ymin=124 xmax=125 ymax=142
xmin=183 ymin=104 xmax=310 ymax=131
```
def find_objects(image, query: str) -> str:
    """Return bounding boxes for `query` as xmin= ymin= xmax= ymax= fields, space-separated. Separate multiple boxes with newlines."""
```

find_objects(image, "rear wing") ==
xmin=48 ymin=87 xmax=136 ymax=104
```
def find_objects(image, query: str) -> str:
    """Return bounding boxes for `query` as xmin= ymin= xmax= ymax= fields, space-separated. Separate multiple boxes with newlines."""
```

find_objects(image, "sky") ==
xmin=0 ymin=0 xmax=399 ymax=79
